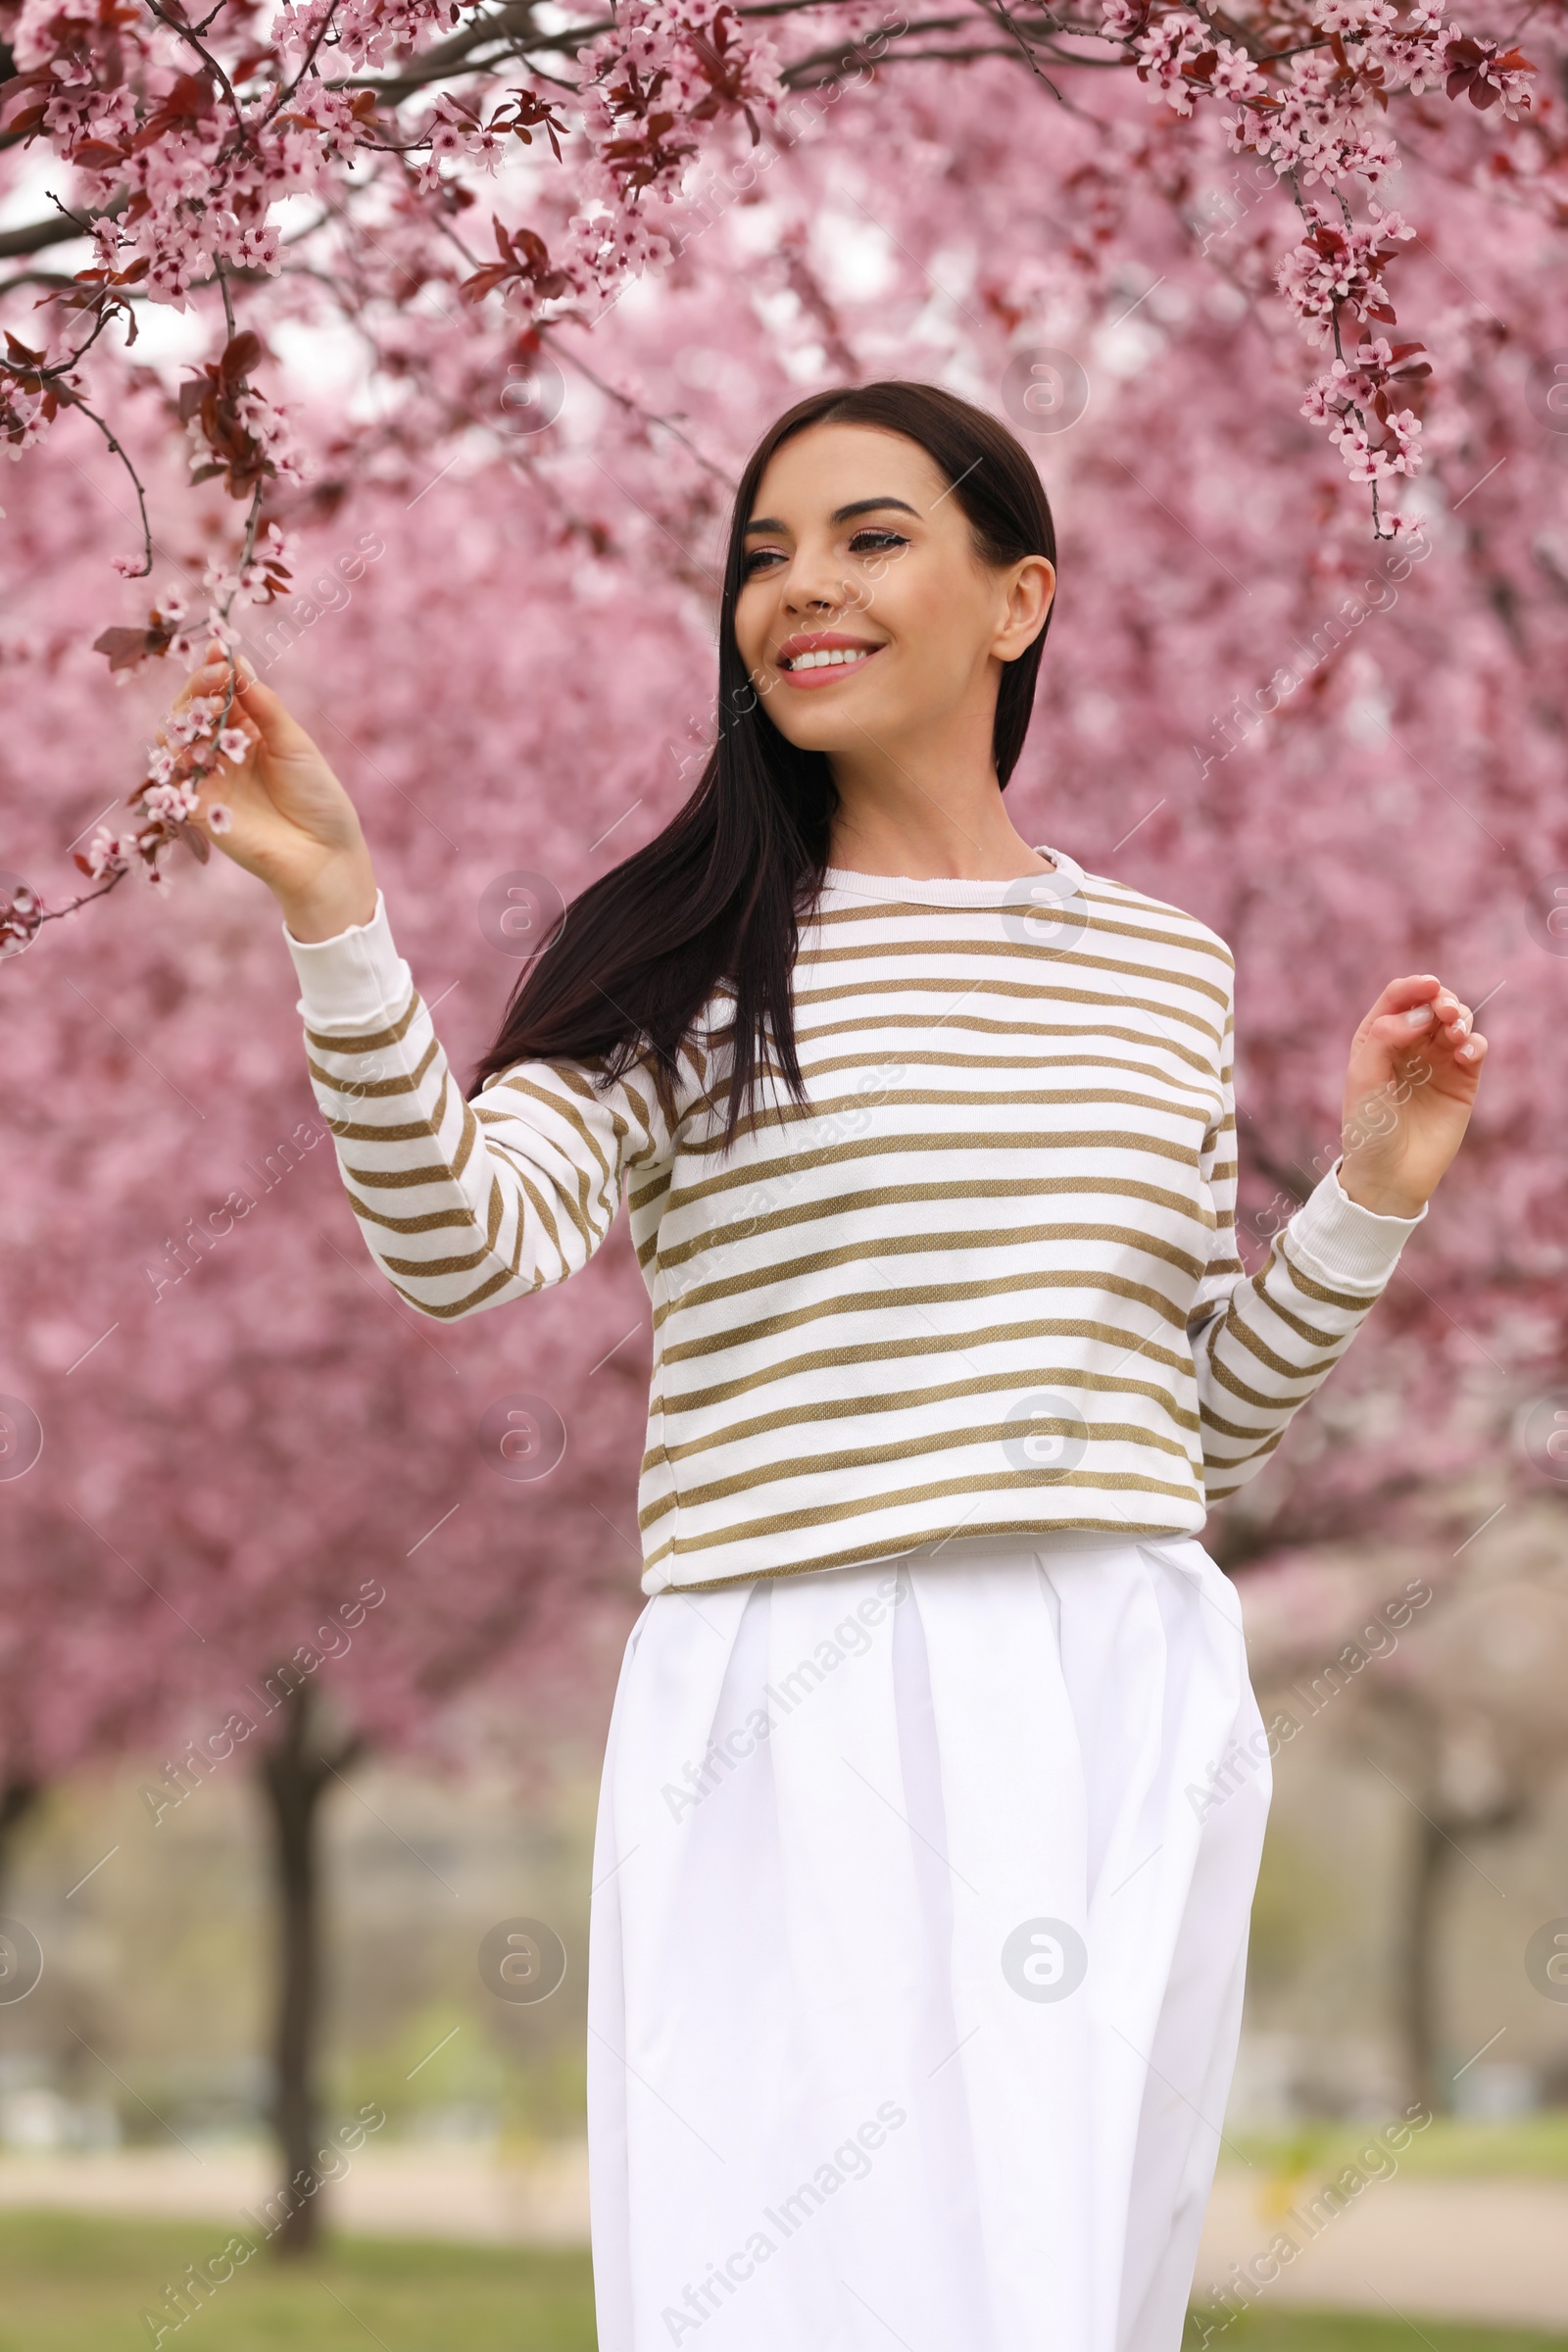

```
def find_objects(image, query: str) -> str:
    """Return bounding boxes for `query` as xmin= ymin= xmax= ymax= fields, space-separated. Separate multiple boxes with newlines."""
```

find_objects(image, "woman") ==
xmin=168 ymin=380 xmax=1485 ymax=2352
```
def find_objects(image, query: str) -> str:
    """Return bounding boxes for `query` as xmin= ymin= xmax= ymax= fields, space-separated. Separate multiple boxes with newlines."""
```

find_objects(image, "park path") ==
xmin=1 ymin=2147 xmax=1566 ymax=2329
xmin=1196 ymin=2174 xmax=1568 ymax=2332
xmin=0 ymin=2141 xmax=589 ymax=2247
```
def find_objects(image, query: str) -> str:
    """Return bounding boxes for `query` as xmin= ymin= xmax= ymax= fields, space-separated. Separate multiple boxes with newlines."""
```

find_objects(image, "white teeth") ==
xmin=785 ymin=647 xmax=873 ymax=671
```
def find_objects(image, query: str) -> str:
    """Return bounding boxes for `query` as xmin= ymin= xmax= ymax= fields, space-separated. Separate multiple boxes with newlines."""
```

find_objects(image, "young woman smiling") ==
xmin=166 ymin=381 xmax=1485 ymax=2352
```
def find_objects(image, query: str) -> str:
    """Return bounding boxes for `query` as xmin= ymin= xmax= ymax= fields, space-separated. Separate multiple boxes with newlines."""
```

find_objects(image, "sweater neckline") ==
xmin=818 ymin=843 xmax=1086 ymax=908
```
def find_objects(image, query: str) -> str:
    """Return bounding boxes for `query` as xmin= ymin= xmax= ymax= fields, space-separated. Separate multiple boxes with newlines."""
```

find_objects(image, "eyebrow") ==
xmin=743 ymin=496 xmax=921 ymax=535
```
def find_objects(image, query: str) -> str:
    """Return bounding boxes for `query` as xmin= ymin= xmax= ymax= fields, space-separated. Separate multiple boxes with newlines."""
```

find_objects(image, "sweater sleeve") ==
xmin=1187 ymin=979 xmax=1425 ymax=1504
xmin=282 ymin=890 xmax=680 ymax=1320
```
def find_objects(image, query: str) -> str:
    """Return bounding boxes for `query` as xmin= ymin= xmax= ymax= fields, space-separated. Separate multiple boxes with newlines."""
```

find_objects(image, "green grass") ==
xmin=1 ymin=2210 xmax=1563 ymax=2352
xmin=0 ymin=2211 xmax=596 ymax=2351
xmin=1223 ymin=2112 xmax=1568 ymax=2181
xmin=1196 ymin=2323 xmax=1568 ymax=2352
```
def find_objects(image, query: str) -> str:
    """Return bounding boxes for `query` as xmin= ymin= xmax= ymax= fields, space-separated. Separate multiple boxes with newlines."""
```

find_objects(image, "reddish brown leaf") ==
xmin=219 ymin=330 xmax=264 ymax=385
xmin=92 ymin=624 xmax=169 ymax=671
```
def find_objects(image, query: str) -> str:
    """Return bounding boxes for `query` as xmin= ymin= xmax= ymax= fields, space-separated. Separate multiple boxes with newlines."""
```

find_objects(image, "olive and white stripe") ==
xmin=285 ymin=845 xmax=1422 ymax=1594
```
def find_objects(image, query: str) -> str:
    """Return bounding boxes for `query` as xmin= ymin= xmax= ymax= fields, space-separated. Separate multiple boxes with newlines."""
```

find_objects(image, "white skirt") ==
xmin=585 ymin=1533 xmax=1271 ymax=2352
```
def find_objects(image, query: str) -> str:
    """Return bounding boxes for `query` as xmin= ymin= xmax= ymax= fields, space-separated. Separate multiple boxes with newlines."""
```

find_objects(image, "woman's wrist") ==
xmin=1334 ymin=1157 xmax=1427 ymax=1221
xmin=278 ymin=857 xmax=379 ymax=944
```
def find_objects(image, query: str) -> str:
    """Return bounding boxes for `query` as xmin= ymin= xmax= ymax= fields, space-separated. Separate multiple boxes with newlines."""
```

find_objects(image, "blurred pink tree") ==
xmin=0 ymin=0 xmax=1557 ymax=912
xmin=0 ymin=445 xmax=690 ymax=2243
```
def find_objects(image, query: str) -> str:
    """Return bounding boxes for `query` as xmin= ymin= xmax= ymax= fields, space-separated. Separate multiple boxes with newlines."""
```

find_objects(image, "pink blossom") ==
xmin=81 ymin=825 xmax=129 ymax=882
xmin=237 ymin=224 xmax=281 ymax=272
xmin=142 ymin=780 xmax=200 ymax=823
xmin=1313 ymin=0 xmax=1398 ymax=34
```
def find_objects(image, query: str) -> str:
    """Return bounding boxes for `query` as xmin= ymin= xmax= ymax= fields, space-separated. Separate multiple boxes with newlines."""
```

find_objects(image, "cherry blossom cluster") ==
xmin=1300 ymin=331 xmax=1429 ymax=488
xmin=1104 ymin=0 xmax=1536 ymax=523
xmin=0 ymin=879 xmax=41 ymax=959
xmin=0 ymin=0 xmax=1541 ymax=565
xmin=84 ymin=688 xmax=233 ymax=873
xmin=3 ymin=519 xmax=293 ymax=941
xmin=0 ymin=0 xmax=787 ymax=622
xmin=0 ymin=0 xmax=1553 ymax=956
xmin=8 ymin=3 xmax=363 ymax=305
xmin=4 ymin=0 xmax=783 ymax=328
xmin=449 ymin=1 xmax=785 ymax=313
xmin=1276 ymin=197 xmax=1418 ymax=330
xmin=54 ymin=521 xmax=294 ymax=912
xmin=0 ymin=557 xmax=249 ymax=946
xmin=73 ymin=682 xmax=237 ymax=892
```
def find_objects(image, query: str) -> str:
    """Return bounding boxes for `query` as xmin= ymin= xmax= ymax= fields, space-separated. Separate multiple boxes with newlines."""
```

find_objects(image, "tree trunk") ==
xmin=0 ymin=1778 xmax=40 ymax=1920
xmin=255 ymin=1683 xmax=362 ymax=2258
xmin=1395 ymin=1788 xmax=1525 ymax=2119
xmin=1396 ymin=1808 xmax=1450 ymax=2116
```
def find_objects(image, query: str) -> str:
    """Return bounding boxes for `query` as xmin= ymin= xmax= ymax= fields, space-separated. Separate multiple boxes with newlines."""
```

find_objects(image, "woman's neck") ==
xmin=825 ymin=786 xmax=1054 ymax=883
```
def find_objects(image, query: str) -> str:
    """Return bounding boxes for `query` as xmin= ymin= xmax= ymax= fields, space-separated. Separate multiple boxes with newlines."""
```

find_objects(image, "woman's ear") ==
xmin=997 ymin=556 xmax=1055 ymax=662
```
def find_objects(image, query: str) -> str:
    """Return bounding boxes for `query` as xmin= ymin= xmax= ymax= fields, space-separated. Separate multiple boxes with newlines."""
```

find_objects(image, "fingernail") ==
xmin=1404 ymin=1005 xmax=1434 ymax=1026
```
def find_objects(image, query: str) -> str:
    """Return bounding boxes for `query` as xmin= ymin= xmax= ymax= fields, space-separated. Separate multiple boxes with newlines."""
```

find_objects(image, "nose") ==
xmin=781 ymin=543 xmax=849 ymax=617
xmin=784 ymin=582 xmax=840 ymax=616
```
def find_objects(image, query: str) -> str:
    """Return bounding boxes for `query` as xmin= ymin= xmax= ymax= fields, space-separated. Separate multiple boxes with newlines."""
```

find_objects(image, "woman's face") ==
xmin=731 ymin=421 xmax=1054 ymax=762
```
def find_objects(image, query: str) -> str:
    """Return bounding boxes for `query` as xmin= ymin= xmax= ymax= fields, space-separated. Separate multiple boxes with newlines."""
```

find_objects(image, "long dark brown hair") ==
xmin=470 ymin=379 xmax=1057 ymax=1146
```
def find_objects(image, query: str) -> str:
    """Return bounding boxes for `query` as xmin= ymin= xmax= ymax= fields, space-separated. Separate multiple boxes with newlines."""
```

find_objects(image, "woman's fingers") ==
xmin=1363 ymin=978 xmax=1474 ymax=1042
xmin=175 ymin=646 xmax=320 ymax=769
xmin=1351 ymin=973 xmax=1489 ymax=1111
xmin=158 ymin=647 xmax=243 ymax=751
xmin=1364 ymin=972 xmax=1442 ymax=1021
xmin=231 ymin=671 xmax=323 ymax=764
xmin=1372 ymin=995 xmax=1469 ymax=1044
xmin=1364 ymin=1004 xmax=1485 ymax=1087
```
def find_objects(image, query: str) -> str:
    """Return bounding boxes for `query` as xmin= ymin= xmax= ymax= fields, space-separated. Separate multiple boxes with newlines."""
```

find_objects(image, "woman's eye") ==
xmin=742 ymin=530 xmax=906 ymax=575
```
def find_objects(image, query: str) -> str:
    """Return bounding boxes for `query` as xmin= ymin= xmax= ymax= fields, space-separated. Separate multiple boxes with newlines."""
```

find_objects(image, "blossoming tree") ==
xmin=0 ymin=453 xmax=674 ymax=2240
xmin=0 ymin=0 xmax=1553 ymax=936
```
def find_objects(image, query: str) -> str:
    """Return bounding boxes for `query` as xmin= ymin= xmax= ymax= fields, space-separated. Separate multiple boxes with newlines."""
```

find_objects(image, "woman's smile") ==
xmin=771 ymin=630 xmax=887 ymax=688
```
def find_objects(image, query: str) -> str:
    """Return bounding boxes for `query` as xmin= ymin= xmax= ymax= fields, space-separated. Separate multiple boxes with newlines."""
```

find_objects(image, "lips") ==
xmin=772 ymin=632 xmax=886 ymax=688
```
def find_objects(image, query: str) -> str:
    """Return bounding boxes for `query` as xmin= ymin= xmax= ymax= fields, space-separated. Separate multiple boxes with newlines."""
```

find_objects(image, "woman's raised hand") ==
xmin=164 ymin=642 xmax=378 ymax=941
xmin=1336 ymin=974 xmax=1487 ymax=1220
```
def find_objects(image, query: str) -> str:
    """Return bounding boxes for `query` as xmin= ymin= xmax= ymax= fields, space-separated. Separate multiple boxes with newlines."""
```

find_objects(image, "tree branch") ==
xmin=0 ymin=192 xmax=126 ymax=260
xmin=973 ymin=0 xmax=1066 ymax=99
xmin=329 ymin=1 xmax=614 ymax=98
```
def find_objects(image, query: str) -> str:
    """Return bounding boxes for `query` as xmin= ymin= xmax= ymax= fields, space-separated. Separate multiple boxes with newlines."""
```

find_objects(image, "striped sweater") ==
xmin=285 ymin=842 xmax=1423 ymax=1593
